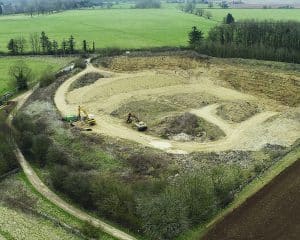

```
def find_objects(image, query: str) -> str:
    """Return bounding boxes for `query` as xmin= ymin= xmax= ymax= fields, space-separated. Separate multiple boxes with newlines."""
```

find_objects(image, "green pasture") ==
xmin=0 ymin=7 xmax=299 ymax=53
xmin=208 ymin=8 xmax=300 ymax=22
xmin=0 ymin=57 xmax=73 ymax=95
xmin=0 ymin=9 xmax=216 ymax=52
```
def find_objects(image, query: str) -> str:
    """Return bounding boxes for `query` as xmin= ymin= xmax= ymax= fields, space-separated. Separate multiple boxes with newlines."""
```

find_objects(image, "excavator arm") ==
xmin=78 ymin=106 xmax=96 ymax=126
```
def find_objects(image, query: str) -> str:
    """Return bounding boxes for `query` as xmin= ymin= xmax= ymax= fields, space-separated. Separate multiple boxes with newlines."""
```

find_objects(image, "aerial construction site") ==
xmin=55 ymin=54 xmax=299 ymax=153
xmin=2 ymin=51 xmax=300 ymax=240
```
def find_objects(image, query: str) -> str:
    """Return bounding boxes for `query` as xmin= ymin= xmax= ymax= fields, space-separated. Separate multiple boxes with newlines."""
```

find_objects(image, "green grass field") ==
xmin=0 ymin=57 xmax=73 ymax=95
xmin=0 ymin=9 xmax=216 ymax=52
xmin=208 ymin=8 xmax=300 ymax=22
xmin=1 ymin=7 xmax=299 ymax=53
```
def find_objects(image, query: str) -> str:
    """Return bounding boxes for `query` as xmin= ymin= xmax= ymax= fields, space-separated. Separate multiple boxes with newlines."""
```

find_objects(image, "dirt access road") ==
xmin=202 ymin=155 xmax=300 ymax=240
xmin=9 ymin=91 xmax=137 ymax=240
xmin=54 ymin=64 xmax=300 ymax=154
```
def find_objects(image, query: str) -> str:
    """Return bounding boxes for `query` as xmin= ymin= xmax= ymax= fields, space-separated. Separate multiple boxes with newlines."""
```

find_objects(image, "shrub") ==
xmin=32 ymin=134 xmax=51 ymax=166
xmin=137 ymin=190 xmax=189 ymax=240
xmin=50 ymin=164 xmax=69 ymax=191
xmin=74 ymin=59 xmax=86 ymax=69
xmin=211 ymin=165 xmax=243 ymax=207
xmin=0 ymin=136 xmax=17 ymax=176
xmin=9 ymin=61 xmax=31 ymax=91
xmin=46 ymin=145 xmax=68 ymax=165
xmin=19 ymin=131 xmax=34 ymax=154
xmin=90 ymin=174 xmax=138 ymax=228
xmin=13 ymin=112 xmax=35 ymax=133
xmin=39 ymin=70 xmax=56 ymax=88
xmin=176 ymin=172 xmax=217 ymax=224
xmin=0 ymin=118 xmax=17 ymax=176
xmin=80 ymin=221 xmax=100 ymax=239
xmin=127 ymin=153 xmax=166 ymax=176
xmin=63 ymin=171 xmax=94 ymax=208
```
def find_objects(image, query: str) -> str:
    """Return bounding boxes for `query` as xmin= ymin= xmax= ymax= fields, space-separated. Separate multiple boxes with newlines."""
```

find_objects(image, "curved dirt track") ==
xmin=54 ymin=64 xmax=300 ymax=154
xmin=10 ymin=91 xmax=137 ymax=240
xmin=202 ymin=154 xmax=300 ymax=240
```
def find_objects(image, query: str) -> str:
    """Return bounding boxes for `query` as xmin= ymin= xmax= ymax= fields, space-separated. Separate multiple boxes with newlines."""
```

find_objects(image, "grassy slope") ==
xmin=0 ymin=205 xmax=81 ymax=240
xmin=0 ymin=174 xmax=82 ymax=240
xmin=0 ymin=9 xmax=216 ymax=52
xmin=0 ymin=56 xmax=73 ymax=95
xmin=0 ymin=173 xmax=116 ymax=240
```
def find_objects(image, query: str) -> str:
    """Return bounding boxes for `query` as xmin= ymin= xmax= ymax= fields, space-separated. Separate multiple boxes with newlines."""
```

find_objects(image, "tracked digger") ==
xmin=62 ymin=106 xmax=96 ymax=131
xmin=77 ymin=106 xmax=96 ymax=126
xmin=126 ymin=113 xmax=147 ymax=131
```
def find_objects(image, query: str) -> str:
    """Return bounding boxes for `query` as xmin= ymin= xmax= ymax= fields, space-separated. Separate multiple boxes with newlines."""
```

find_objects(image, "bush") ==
xmin=13 ymin=112 xmax=36 ymax=133
xmin=46 ymin=145 xmax=68 ymax=165
xmin=127 ymin=153 xmax=166 ymax=176
xmin=19 ymin=131 xmax=34 ymax=154
xmin=80 ymin=221 xmax=100 ymax=239
xmin=63 ymin=171 xmax=94 ymax=208
xmin=211 ymin=165 xmax=243 ymax=207
xmin=0 ymin=136 xmax=17 ymax=176
xmin=74 ymin=59 xmax=86 ymax=69
xmin=137 ymin=166 xmax=246 ymax=239
xmin=137 ymin=190 xmax=189 ymax=240
xmin=9 ymin=61 xmax=31 ymax=91
xmin=175 ymin=172 xmax=217 ymax=224
xmin=90 ymin=174 xmax=138 ymax=228
xmin=50 ymin=164 xmax=69 ymax=191
xmin=32 ymin=134 xmax=51 ymax=166
xmin=39 ymin=70 xmax=56 ymax=88
xmin=0 ymin=117 xmax=17 ymax=176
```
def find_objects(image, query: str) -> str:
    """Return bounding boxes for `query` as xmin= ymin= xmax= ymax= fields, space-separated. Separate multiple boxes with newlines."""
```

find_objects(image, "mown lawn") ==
xmin=0 ymin=57 xmax=73 ymax=95
xmin=0 ymin=9 xmax=216 ymax=52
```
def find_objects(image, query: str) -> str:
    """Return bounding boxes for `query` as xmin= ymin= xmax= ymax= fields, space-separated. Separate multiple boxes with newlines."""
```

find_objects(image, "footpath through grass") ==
xmin=0 ymin=56 xmax=73 ymax=95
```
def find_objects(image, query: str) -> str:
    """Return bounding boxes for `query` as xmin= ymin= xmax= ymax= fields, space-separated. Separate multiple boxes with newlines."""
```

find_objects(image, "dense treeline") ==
xmin=7 ymin=31 xmax=95 ymax=55
xmin=0 ymin=0 xmax=115 ymax=15
xmin=13 ymin=108 xmax=255 ymax=240
xmin=191 ymin=20 xmax=300 ymax=63
xmin=134 ymin=0 xmax=161 ymax=9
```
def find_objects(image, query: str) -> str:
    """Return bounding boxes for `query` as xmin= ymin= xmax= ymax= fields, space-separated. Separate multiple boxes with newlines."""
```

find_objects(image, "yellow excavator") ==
xmin=62 ymin=106 xmax=96 ymax=131
xmin=78 ymin=106 xmax=96 ymax=126
xmin=126 ymin=113 xmax=147 ymax=131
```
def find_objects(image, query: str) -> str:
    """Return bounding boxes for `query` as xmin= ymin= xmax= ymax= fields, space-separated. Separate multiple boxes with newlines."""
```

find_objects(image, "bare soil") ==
xmin=54 ymin=56 xmax=300 ymax=153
